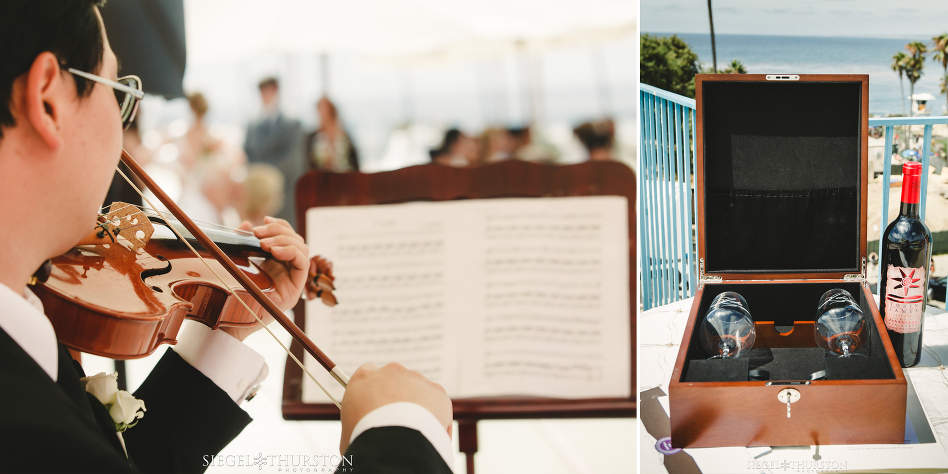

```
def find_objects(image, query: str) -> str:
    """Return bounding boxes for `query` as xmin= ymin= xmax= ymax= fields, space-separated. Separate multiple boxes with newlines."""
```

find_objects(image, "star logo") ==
xmin=894 ymin=268 xmax=922 ymax=296
xmin=253 ymin=453 xmax=266 ymax=470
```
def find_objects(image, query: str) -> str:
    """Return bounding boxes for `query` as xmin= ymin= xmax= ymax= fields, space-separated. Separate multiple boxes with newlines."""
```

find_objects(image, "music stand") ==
xmin=283 ymin=160 xmax=637 ymax=473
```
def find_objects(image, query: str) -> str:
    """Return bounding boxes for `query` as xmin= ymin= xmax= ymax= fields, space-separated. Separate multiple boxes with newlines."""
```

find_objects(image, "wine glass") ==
xmin=814 ymin=289 xmax=869 ymax=358
xmin=700 ymin=291 xmax=756 ymax=359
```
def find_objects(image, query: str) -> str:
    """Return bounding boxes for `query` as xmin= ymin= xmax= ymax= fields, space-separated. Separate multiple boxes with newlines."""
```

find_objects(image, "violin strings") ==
xmin=98 ymin=203 xmax=255 ymax=236
xmin=97 ymin=202 xmax=248 ymax=236
xmin=113 ymin=166 xmax=342 ymax=408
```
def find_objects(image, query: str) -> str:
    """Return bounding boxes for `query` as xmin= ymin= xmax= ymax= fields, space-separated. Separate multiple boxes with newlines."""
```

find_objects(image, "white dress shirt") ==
xmin=0 ymin=282 xmax=454 ymax=470
xmin=350 ymin=402 xmax=455 ymax=470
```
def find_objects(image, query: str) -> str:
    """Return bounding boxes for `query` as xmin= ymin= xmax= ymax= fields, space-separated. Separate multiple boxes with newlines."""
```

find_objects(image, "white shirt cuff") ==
xmin=171 ymin=320 xmax=268 ymax=404
xmin=349 ymin=402 xmax=454 ymax=471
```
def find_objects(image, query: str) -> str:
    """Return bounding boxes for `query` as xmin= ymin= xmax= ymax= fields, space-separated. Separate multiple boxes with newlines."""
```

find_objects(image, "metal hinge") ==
xmin=698 ymin=258 xmax=722 ymax=289
xmin=843 ymin=257 xmax=868 ymax=284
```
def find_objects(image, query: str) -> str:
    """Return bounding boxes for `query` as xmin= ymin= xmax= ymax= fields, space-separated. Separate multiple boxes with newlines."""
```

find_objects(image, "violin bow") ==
xmin=115 ymin=148 xmax=349 ymax=406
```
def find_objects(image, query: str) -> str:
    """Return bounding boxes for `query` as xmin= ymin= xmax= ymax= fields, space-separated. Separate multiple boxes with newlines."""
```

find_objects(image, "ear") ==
xmin=21 ymin=52 xmax=67 ymax=152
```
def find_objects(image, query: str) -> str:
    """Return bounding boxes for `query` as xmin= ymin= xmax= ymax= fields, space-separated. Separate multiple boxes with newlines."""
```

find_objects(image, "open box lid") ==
xmin=695 ymin=74 xmax=869 ymax=281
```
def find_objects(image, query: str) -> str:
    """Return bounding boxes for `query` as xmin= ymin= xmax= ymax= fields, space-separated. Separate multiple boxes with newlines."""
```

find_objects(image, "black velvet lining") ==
xmin=681 ymin=282 xmax=895 ymax=383
xmin=705 ymin=187 xmax=857 ymax=272
xmin=700 ymin=80 xmax=863 ymax=273
xmin=687 ymin=358 xmax=749 ymax=382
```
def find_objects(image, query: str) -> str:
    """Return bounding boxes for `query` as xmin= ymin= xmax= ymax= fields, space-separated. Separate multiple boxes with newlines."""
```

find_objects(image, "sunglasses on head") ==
xmin=67 ymin=68 xmax=143 ymax=130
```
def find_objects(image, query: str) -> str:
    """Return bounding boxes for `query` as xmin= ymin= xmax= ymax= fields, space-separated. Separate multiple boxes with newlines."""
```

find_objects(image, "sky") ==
xmin=642 ymin=0 xmax=948 ymax=38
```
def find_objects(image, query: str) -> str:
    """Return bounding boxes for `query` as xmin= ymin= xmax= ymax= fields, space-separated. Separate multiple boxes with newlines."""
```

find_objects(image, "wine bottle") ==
xmin=880 ymin=161 xmax=932 ymax=367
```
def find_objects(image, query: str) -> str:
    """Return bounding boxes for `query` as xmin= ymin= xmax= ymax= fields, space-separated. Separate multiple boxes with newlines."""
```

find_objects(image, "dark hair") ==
xmin=0 ymin=0 xmax=107 ymax=138
xmin=187 ymin=92 xmax=209 ymax=117
xmin=258 ymin=77 xmax=279 ymax=90
xmin=573 ymin=120 xmax=615 ymax=152
xmin=507 ymin=126 xmax=528 ymax=139
xmin=430 ymin=128 xmax=463 ymax=161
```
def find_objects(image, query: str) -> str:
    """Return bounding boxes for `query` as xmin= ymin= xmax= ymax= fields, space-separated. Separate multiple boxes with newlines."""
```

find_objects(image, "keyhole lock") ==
xmin=777 ymin=388 xmax=801 ymax=418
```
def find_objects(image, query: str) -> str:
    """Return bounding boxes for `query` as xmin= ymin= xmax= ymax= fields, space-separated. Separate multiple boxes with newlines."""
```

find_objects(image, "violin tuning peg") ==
xmin=320 ymin=290 xmax=338 ymax=307
xmin=311 ymin=255 xmax=334 ymax=277
xmin=316 ymin=274 xmax=335 ymax=291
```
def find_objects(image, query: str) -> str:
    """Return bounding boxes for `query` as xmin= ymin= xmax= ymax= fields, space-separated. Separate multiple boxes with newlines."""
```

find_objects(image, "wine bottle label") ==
xmin=884 ymin=265 xmax=925 ymax=333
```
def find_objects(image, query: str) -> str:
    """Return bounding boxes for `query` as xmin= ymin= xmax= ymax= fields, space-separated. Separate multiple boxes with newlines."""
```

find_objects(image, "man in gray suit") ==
xmin=243 ymin=77 xmax=304 ymax=226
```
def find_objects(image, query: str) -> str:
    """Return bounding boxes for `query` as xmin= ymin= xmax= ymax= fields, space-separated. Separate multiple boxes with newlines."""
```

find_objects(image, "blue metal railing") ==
xmin=639 ymin=84 xmax=698 ymax=310
xmin=639 ymin=83 xmax=948 ymax=310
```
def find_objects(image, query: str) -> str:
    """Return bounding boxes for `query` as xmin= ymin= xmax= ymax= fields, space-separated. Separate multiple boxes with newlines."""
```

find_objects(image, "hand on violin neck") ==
xmin=220 ymin=217 xmax=309 ymax=341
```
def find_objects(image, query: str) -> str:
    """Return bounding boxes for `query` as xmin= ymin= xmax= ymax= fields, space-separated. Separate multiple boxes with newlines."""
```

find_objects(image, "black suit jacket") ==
xmin=0 ymin=327 xmax=451 ymax=473
xmin=0 ymin=327 xmax=250 ymax=473
xmin=342 ymin=426 xmax=453 ymax=473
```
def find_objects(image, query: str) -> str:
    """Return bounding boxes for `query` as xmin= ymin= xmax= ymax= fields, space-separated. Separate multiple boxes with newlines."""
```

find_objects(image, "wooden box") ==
xmin=668 ymin=74 xmax=907 ymax=448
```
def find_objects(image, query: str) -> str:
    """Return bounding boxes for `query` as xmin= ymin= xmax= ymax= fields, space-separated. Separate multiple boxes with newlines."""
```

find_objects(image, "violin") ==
xmin=30 ymin=202 xmax=336 ymax=360
xmin=29 ymin=149 xmax=350 ymax=403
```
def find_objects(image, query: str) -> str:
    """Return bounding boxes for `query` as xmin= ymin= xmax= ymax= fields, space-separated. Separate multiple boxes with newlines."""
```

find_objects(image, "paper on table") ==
xmin=300 ymin=196 xmax=631 ymax=403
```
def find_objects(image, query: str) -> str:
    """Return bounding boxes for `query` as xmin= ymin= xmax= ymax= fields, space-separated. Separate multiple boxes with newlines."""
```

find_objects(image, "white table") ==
xmin=639 ymin=296 xmax=948 ymax=474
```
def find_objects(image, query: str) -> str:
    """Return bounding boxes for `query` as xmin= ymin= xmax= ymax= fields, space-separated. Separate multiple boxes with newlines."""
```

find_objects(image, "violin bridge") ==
xmin=103 ymin=202 xmax=155 ymax=251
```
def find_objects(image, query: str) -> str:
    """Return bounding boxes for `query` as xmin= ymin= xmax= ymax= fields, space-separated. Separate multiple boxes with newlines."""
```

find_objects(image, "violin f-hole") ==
xmin=140 ymin=254 xmax=172 ymax=292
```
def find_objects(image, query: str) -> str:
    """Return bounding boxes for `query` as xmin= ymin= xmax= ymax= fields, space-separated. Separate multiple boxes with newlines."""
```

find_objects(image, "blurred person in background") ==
xmin=481 ymin=127 xmax=517 ymax=163
xmin=175 ymin=92 xmax=245 ymax=227
xmin=573 ymin=119 xmax=616 ymax=161
xmin=243 ymin=77 xmax=304 ymax=226
xmin=179 ymin=93 xmax=221 ymax=170
xmin=306 ymin=96 xmax=359 ymax=173
xmin=239 ymin=163 xmax=284 ymax=226
xmin=511 ymin=126 xmax=557 ymax=163
xmin=430 ymin=128 xmax=479 ymax=167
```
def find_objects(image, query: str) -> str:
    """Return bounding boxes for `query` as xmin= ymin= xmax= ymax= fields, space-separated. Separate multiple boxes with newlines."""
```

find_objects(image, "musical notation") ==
xmin=301 ymin=197 xmax=631 ymax=403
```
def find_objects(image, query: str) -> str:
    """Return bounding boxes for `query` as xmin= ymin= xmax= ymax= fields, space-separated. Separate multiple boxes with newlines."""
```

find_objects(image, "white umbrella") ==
xmin=910 ymin=93 xmax=937 ymax=101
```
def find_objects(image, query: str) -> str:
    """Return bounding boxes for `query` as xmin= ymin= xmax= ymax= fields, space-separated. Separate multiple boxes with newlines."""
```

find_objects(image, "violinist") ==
xmin=0 ymin=1 xmax=452 ymax=472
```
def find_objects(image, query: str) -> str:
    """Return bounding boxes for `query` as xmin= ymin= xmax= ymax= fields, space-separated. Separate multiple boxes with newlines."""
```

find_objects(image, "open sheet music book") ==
xmin=301 ymin=196 xmax=631 ymax=403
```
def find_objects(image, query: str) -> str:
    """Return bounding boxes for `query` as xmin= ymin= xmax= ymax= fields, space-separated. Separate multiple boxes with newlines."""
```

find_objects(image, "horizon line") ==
xmin=642 ymin=31 xmax=942 ymax=41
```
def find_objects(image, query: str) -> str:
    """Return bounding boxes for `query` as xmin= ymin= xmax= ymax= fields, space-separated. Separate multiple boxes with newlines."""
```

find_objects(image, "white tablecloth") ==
xmin=639 ymin=296 xmax=948 ymax=474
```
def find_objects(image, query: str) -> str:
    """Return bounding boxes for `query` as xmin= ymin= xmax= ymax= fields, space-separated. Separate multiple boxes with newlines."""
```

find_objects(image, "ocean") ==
xmin=646 ymin=32 xmax=948 ymax=116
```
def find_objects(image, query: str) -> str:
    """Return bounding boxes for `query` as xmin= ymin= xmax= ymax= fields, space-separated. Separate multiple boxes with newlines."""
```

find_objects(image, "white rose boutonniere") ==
xmin=110 ymin=391 xmax=146 ymax=429
xmin=81 ymin=371 xmax=118 ymax=405
xmin=80 ymin=372 xmax=146 ymax=432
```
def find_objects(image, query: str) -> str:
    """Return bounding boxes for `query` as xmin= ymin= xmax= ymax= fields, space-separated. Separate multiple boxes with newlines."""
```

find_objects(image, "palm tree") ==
xmin=892 ymin=52 xmax=908 ymax=116
xmin=905 ymin=41 xmax=927 ymax=115
xmin=707 ymin=0 xmax=717 ymax=73
xmin=723 ymin=59 xmax=747 ymax=74
xmin=931 ymin=33 xmax=948 ymax=114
